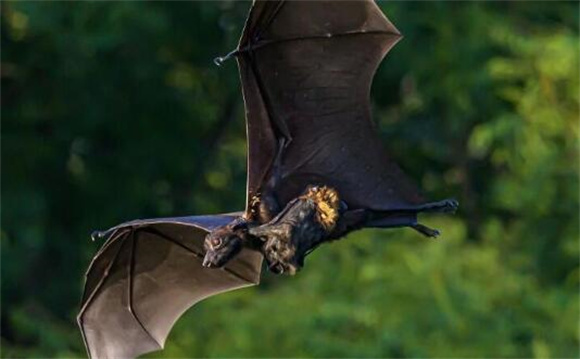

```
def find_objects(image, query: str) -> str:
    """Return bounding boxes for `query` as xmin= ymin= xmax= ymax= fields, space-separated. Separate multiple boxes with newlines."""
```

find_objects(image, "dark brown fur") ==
xmin=248 ymin=186 xmax=342 ymax=275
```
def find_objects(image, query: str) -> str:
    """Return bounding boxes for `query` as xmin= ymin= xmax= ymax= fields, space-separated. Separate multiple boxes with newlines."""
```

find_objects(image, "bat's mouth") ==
xmin=202 ymin=251 xmax=222 ymax=268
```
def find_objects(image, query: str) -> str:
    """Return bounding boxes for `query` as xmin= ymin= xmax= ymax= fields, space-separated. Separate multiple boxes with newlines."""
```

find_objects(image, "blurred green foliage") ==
xmin=1 ymin=1 xmax=578 ymax=358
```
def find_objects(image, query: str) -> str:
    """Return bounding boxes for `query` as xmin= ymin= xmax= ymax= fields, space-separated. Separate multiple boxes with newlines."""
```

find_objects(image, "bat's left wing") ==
xmin=78 ymin=214 xmax=263 ymax=359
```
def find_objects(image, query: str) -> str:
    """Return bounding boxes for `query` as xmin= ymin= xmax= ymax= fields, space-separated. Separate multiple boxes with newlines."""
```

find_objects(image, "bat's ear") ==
xmin=230 ymin=218 xmax=249 ymax=231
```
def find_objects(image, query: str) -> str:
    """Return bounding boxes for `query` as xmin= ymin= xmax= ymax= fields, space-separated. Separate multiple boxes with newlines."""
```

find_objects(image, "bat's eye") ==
xmin=211 ymin=237 xmax=223 ymax=248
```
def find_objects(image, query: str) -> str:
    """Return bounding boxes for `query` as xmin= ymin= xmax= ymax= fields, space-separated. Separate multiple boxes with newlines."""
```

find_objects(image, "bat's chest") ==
xmin=263 ymin=200 xmax=334 ymax=273
xmin=287 ymin=203 xmax=327 ymax=247
xmin=256 ymin=186 xmax=342 ymax=275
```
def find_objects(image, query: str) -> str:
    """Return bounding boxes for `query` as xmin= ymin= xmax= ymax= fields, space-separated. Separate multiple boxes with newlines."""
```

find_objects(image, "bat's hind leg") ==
xmin=412 ymin=198 xmax=458 ymax=214
xmin=407 ymin=199 xmax=458 ymax=238
xmin=411 ymin=223 xmax=440 ymax=238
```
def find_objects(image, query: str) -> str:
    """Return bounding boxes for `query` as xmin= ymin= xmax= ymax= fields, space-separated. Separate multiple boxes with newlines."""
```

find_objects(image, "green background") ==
xmin=2 ymin=1 xmax=579 ymax=358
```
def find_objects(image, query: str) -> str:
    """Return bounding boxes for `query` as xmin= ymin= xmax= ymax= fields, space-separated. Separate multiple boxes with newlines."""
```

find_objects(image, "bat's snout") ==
xmin=202 ymin=253 xmax=217 ymax=268
xmin=202 ymin=229 xmax=243 ymax=268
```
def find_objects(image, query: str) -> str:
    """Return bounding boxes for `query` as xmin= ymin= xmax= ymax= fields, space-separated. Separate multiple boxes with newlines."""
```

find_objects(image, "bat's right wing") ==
xmin=236 ymin=0 xmax=427 ymax=216
xmin=78 ymin=214 xmax=263 ymax=359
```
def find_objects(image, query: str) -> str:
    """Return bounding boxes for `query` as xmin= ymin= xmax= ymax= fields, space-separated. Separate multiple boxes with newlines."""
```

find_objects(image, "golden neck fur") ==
xmin=300 ymin=186 xmax=340 ymax=232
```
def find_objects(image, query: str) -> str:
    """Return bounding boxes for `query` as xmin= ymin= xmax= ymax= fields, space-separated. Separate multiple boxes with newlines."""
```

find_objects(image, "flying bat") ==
xmin=78 ymin=1 xmax=458 ymax=358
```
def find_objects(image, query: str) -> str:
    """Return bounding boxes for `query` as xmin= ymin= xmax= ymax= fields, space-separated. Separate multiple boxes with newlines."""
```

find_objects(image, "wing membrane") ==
xmin=238 ymin=0 xmax=424 ymax=213
xmin=78 ymin=215 xmax=263 ymax=359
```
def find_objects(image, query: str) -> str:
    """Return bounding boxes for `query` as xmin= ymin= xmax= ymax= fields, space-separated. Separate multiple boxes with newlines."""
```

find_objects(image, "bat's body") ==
xmin=203 ymin=185 xmax=457 ymax=274
xmin=78 ymin=1 xmax=458 ymax=358
xmin=249 ymin=186 xmax=341 ymax=275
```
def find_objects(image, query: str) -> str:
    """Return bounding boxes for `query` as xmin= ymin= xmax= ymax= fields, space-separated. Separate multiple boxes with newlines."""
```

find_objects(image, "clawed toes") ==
xmin=444 ymin=199 xmax=459 ymax=212
xmin=269 ymin=263 xmax=284 ymax=275
xmin=267 ymin=261 xmax=300 ymax=276
xmin=412 ymin=223 xmax=441 ymax=238
xmin=91 ymin=230 xmax=104 ymax=241
xmin=449 ymin=199 xmax=459 ymax=208
xmin=423 ymin=227 xmax=440 ymax=238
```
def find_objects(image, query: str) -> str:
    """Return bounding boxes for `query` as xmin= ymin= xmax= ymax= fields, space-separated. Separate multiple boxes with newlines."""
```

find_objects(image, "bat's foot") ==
xmin=411 ymin=223 xmax=440 ymax=238
xmin=441 ymin=199 xmax=459 ymax=212
xmin=262 ymin=237 xmax=300 ymax=276
xmin=267 ymin=261 xmax=298 ymax=276
xmin=253 ymin=224 xmax=302 ymax=276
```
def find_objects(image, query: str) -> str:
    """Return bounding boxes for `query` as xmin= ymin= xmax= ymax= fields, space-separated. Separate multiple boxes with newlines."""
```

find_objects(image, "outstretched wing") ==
xmin=238 ymin=0 xmax=425 ymax=214
xmin=78 ymin=214 xmax=263 ymax=359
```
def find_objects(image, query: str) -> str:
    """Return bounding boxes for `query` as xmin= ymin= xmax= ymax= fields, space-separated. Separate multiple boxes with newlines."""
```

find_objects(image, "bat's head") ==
xmin=202 ymin=221 xmax=247 ymax=268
